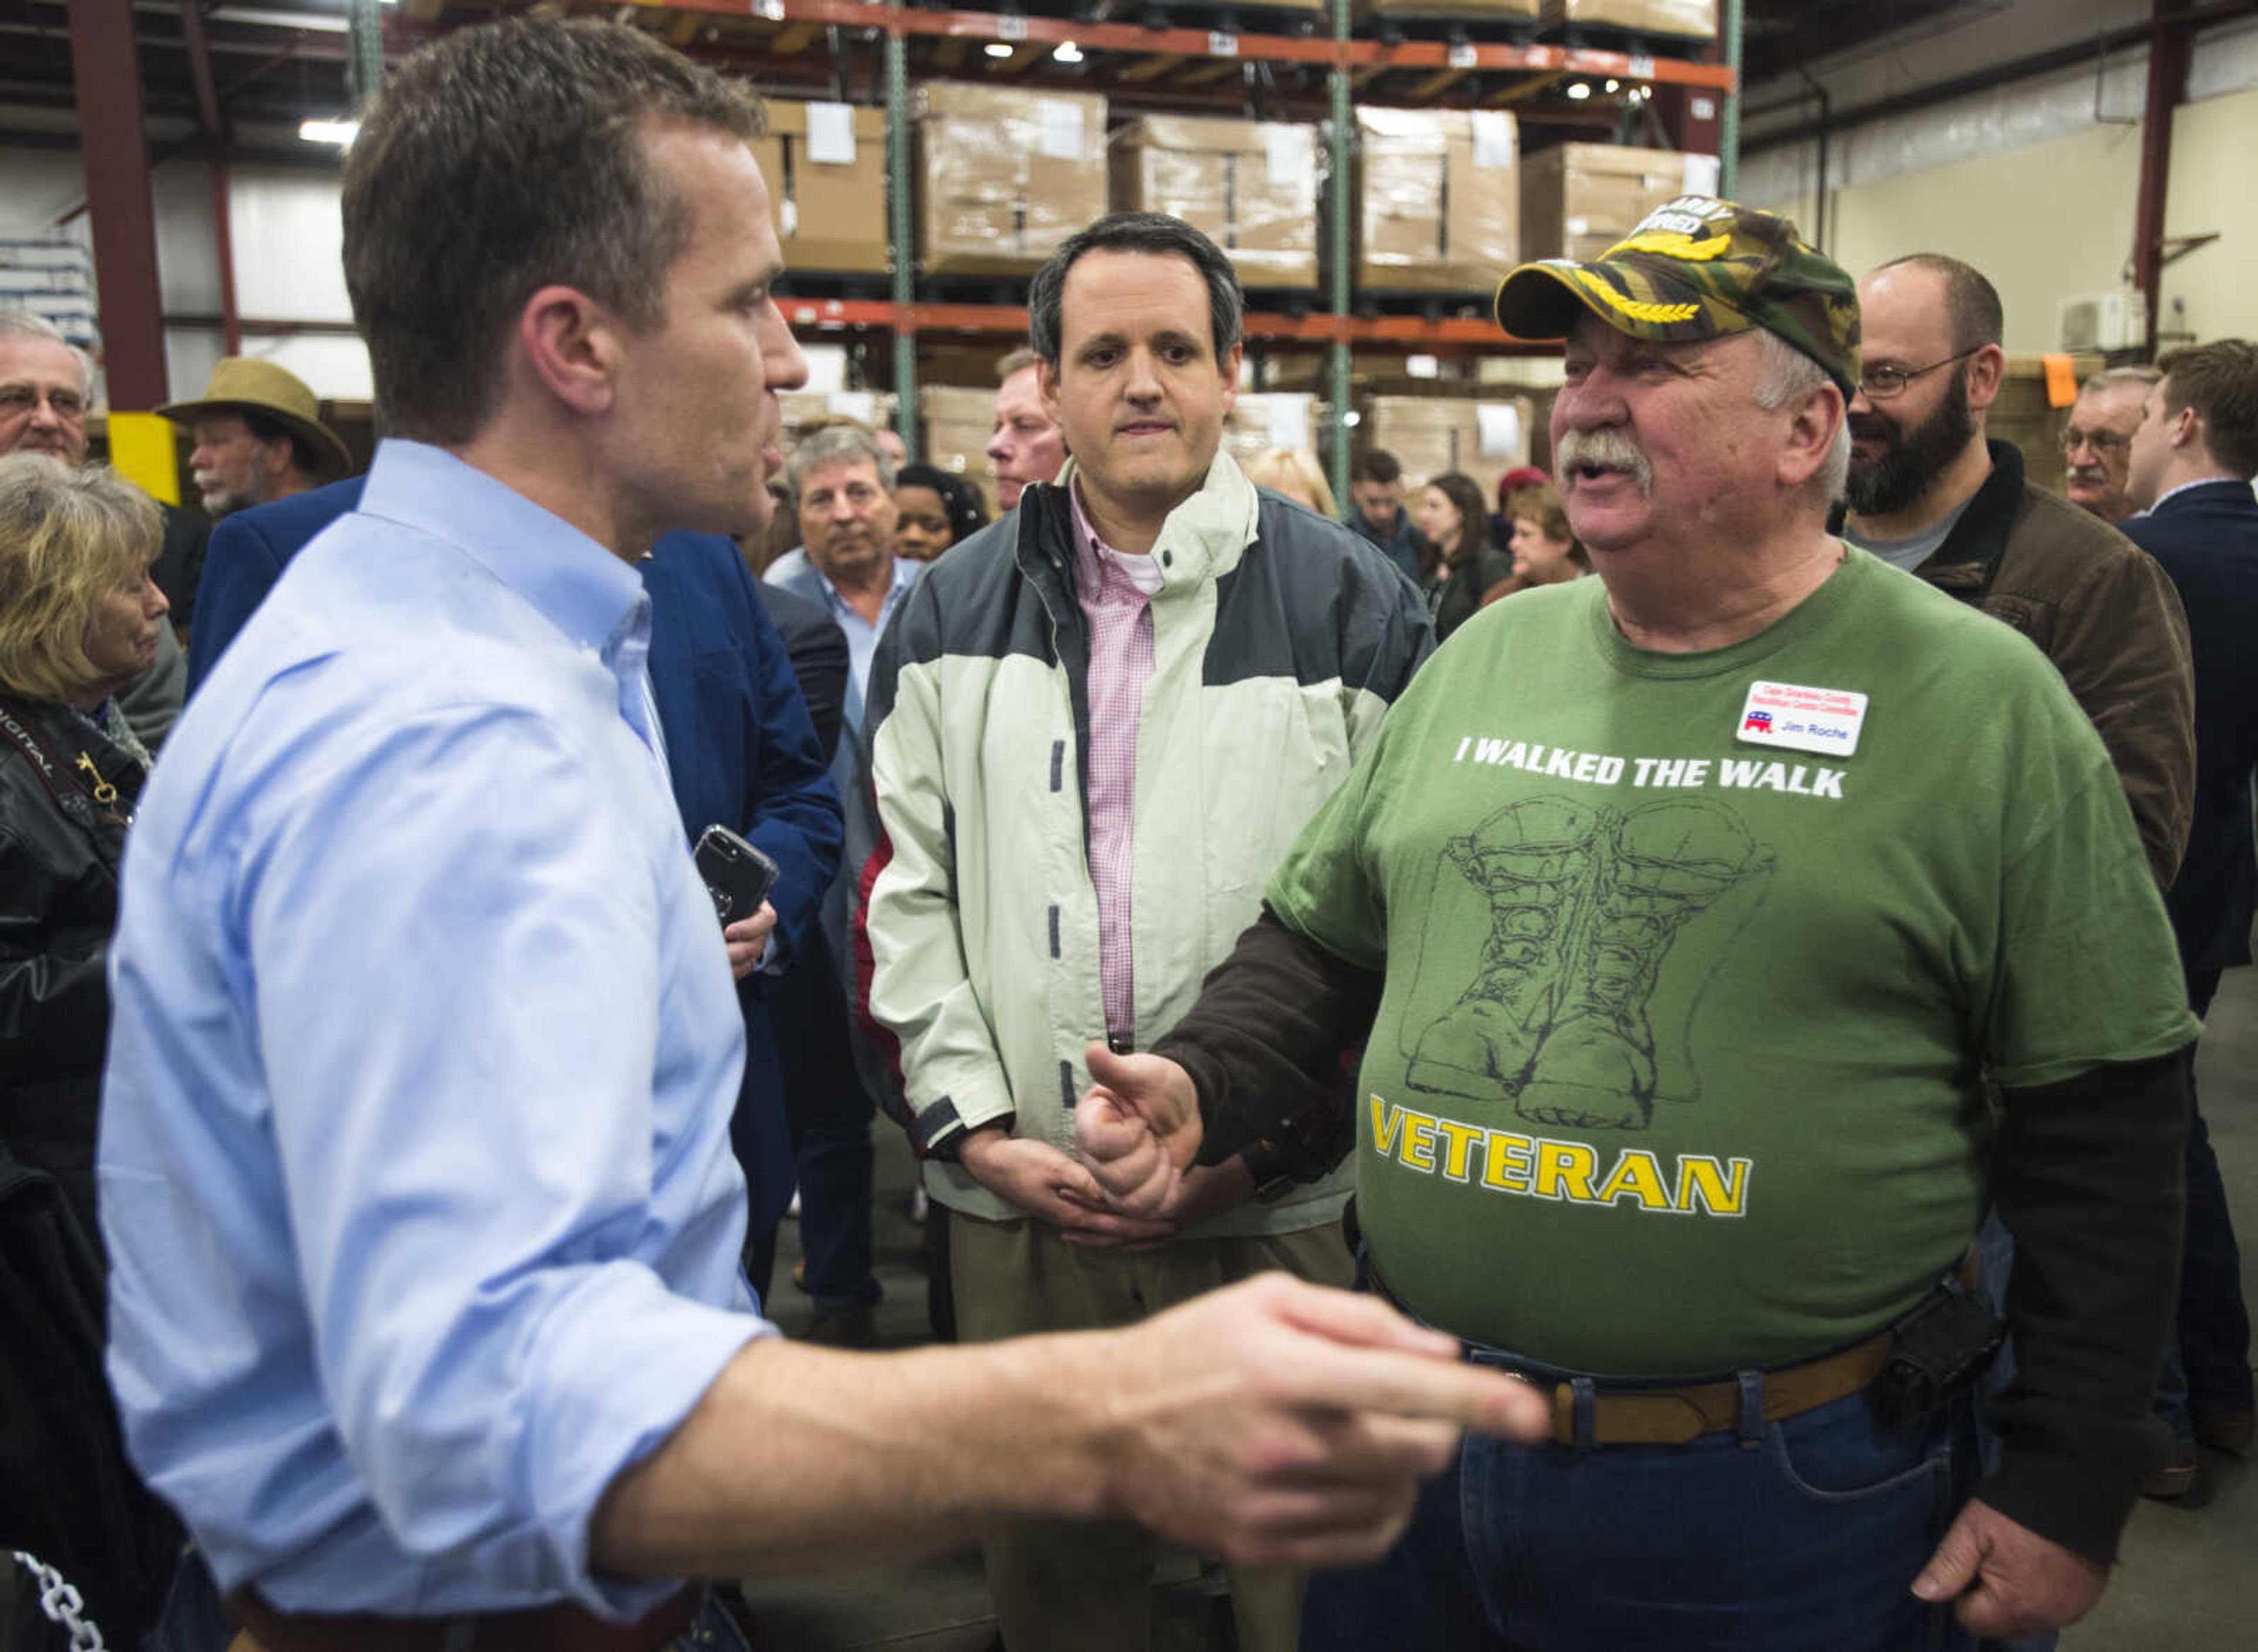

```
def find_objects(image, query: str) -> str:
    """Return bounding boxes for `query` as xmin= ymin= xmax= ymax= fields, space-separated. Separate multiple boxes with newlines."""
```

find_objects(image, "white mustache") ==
xmin=1555 ymin=430 xmax=1655 ymax=497
xmin=2066 ymin=464 xmax=2109 ymax=486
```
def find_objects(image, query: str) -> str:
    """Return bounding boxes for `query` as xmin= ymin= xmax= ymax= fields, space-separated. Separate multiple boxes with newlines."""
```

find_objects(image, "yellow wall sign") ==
xmin=105 ymin=411 xmax=181 ymax=507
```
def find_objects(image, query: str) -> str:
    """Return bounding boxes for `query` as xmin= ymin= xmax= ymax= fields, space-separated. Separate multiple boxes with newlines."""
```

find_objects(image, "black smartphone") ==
xmin=694 ymin=824 xmax=780 ymax=927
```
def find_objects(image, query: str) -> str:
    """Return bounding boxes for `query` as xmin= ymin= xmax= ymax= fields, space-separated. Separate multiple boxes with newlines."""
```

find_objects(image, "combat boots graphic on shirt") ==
xmin=1406 ymin=794 xmax=1771 ymax=1129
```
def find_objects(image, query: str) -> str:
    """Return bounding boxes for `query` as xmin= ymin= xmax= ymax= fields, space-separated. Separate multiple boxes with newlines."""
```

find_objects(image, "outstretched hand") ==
xmin=1075 ymin=1042 xmax=1205 ymax=1216
xmin=1105 ymin=1273 xmax=1552 ymax=1569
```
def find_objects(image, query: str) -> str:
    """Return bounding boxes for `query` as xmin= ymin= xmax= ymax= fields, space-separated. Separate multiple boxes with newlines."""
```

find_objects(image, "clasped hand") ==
xmin=957 ymin=1043 xmax=1231 ymax=1245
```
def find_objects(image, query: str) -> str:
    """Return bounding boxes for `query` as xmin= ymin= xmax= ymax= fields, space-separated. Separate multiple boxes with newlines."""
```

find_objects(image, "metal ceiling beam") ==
xmin=179 ymin=2 xmax=243 ymax=357
xmin=65 ymin=0 xmax=169 ymax=405
xmin=2134 ymin=0 xmax=2194 ymax=353
xmin=1745 ymin=0 xmax=2257 ymax=152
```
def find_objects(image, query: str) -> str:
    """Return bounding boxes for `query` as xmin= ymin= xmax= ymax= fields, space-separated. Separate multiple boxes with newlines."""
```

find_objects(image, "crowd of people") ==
xmin=1 ymin=12 xmax=2254 ymax=1652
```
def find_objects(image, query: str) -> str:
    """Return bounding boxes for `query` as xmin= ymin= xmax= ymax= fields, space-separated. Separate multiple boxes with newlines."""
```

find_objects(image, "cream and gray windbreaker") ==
xmin=858 ymin=450 xmax=1433 ymax=1235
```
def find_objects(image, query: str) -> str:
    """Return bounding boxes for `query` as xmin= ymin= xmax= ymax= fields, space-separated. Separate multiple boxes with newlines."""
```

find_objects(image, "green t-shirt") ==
xmin=1267 ymin=549 xmax=2199 ymax=1376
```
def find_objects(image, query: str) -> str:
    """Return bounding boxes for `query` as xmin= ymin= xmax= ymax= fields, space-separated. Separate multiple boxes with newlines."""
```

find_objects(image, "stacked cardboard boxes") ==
xmin=1539 ymin=0 xmax=1718 ymax=41
xmin=920 ymin=385 xmax=1004 ymax=519
xmin=1356 ymin=108 xmax=1520 ymax=293
xmin=1361 ymin=0 xmax=1538 ymax=21
xmin=746 ymin=102 xmax=891 ymax=275
xmin=1111 ymin=118 xmax=1320 ymax=291
xmin=915 ymin=84 xmax=1108 ymax=278
xmin=778 ymin=390 xmax=901 ymax=461
xmin=1519 ymin=143 xmax=1720 ymax=265
xmin=1363 ymin=394 xmax=1535 ymax=505
xmin=1224 ymin=393 xmax=1325 ymax=468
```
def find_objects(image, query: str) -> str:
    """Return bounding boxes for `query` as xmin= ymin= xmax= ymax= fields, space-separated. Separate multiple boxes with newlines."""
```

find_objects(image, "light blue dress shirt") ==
xmin=99 ymin=440 xmax=769 ymax=1621
xmin=800 ymin=553 xmax=917 ymax=731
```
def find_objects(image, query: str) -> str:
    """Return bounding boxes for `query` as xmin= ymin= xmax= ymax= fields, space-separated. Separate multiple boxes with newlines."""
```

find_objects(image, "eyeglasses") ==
xmin=0 ymin=384 xmax=89 ymax=421
xmin=1858 ymin=346 xmax=1982 ymax=402
xmin=2059 ymin=425 xmax=2133 ymax=457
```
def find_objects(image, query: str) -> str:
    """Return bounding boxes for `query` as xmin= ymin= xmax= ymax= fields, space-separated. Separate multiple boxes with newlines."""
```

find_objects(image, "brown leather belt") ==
xmin=1522 ymin=1328 xmax=1896 ymax=1447
xmin=226 ymin=1584 xmax=700 ymax=1652
xmin=1367 ymin=1266 xmax=1898 ymax=1447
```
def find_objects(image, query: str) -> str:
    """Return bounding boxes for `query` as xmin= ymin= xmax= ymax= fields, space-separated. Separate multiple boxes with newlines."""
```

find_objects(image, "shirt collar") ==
xmin=2142 ymin=476 xmax=2250 ymax=516
xmin=809 ymin=551 xmax=918 ymax=618
xmin=1068 ymin=483 xmax=1166 ymax=597
xmin=356 ymin=439 xmax=644 ymax=655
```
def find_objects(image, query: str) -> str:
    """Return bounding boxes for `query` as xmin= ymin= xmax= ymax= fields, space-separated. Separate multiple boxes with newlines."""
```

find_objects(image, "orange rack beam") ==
xmin=617 ymin=0 xmax=1737 ymax=90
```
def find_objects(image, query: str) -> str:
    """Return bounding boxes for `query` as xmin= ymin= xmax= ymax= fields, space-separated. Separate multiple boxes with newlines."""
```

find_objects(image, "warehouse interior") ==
xmin=4 ymin=1 xmax=2254 ymax=1648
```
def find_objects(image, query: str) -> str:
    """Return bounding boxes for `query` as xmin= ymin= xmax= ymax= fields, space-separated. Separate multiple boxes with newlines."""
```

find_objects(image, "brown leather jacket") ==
xmin=1915 ymin=440 xmax=2195 ymax=888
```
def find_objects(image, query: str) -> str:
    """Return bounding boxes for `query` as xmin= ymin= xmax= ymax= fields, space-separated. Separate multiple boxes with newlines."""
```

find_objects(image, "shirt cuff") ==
xmin=520 ymin=1263 xmax=771 ymax=1621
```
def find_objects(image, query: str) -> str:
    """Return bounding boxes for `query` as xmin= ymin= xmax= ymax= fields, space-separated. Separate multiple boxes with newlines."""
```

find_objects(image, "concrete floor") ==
xmin=747 ymin=967 xmax=2258 ymax=1650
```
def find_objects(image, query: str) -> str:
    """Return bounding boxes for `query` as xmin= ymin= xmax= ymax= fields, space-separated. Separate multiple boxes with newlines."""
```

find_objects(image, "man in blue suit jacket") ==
xmin=2120 ymin=339 xmax=2258 ymax=1483
xmin=188 ymin=478 xmax=843 ymax=1290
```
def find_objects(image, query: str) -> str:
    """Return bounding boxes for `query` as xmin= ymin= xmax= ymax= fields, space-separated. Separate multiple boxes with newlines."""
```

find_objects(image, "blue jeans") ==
xmin=1302 ymin=1367 xmax=1977 ymax=1652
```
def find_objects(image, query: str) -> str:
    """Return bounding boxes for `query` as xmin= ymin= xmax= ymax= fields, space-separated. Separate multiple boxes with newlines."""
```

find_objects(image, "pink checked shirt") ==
xmin=1070 ymin=484 xmax=1164 ymax=1044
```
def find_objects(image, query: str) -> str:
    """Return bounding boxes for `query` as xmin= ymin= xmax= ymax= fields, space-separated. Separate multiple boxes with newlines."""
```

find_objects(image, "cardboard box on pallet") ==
xmin=1356 ymin=107 xmax=1520 ymax=294
xmin=1538 ymin=0 xmax=1718 ymax=42
xmin=1362 ymin=393 xmax=1535 ymax=506
xmin=778 ymin=390 xmax=901 ymax=463
xmin=1518 ymin=143 xmax=1719 ymax=266
xmin=1359 ymin=0 xmax=1538 ymax=21
xmin=746 ymin=101 xmax=891 ymax=275
xmin=915 ymin=83 xmax=1108 ymax=279
xmin=1111 ymin=117 xmax=1320 ymax=291
xmin=920 ymin=384 xmax=1005 ymax=519
xmin=1224 ymin=393 xmax=1326 ymax=468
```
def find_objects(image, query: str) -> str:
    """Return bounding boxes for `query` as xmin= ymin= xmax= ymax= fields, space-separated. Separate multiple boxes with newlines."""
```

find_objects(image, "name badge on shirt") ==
xmin=1735 ymin=679 xmax=1868 ymax=757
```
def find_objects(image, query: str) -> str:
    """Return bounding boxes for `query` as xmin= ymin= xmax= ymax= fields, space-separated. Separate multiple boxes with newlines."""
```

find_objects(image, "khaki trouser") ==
xmin=950 ymin=1210 xmax=1354 ymax=1652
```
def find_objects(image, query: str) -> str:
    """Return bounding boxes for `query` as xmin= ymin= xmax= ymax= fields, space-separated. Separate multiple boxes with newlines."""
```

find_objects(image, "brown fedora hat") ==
xmin=157 ymin=357 xmax=353 ymax=479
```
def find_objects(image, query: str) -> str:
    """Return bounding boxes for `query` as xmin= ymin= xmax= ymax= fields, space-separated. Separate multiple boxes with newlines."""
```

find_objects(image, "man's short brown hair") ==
xmin=996 ymin=346 xmax=1040 ymax=383
xmin=342 ymin=16 xmax=763 ymax=445
xmin=2157 ymin=339 xmax=2258 ymax=481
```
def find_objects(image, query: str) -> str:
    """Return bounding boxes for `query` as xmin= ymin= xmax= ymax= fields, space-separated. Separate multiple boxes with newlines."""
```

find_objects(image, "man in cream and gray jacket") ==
xmin=859 ymin=213 xmax=1432 ymax=1652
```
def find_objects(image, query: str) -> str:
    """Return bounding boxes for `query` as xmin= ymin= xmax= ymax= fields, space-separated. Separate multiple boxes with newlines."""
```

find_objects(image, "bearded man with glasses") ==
xmin=1842 ymin=253 xmax=2193 ymax=888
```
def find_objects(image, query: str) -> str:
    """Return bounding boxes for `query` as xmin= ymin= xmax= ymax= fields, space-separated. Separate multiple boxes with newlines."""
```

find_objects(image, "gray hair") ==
xmin=0 ymin=307 xmax=95 ymax=398
xmin=1752 ymin=329 xmax=1851 ymax=502
xmin=789 ymin=420 xmax=895 ymax=500
xmin=2082 ymin=364 xmax=2162 ymax=396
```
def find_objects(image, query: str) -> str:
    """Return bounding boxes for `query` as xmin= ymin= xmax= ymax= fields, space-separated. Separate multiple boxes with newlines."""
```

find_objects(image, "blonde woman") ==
xmin=0 ymin=453 xmax=180 ymax=1640
xmin=1243 ymin=445 xmax=1337 ymax=516
xmin=0 ymin=453 xmax=166 ymax=1218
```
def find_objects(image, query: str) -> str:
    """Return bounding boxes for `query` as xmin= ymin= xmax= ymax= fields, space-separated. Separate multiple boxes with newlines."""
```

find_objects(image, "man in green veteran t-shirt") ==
xmin=1073 ymin=199 xmax=2200 ymax=1651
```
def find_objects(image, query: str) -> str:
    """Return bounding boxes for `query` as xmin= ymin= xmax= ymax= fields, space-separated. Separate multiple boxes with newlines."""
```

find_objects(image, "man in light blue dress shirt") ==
xmin=98 ymin=17 xmax=1543 ymax=1647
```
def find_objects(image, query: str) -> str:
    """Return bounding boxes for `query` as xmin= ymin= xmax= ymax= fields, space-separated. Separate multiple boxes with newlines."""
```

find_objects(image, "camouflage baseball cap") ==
xmin=1494 ymin=196 xmax=1860 ymax=400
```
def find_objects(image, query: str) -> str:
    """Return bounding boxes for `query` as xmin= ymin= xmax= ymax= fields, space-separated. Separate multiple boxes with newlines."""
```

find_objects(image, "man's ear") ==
xmin=1220 ymin=343 xmax=1244 ymax=415
xmin=2170 ymin=403 xmax=2203 ymax=454
xmin=515 ymin=284 xmax=626 ymax=417
xmin=1963 ymin=343 xmax=2007 ymax=414
xmin=1037 ymin=357 xmax=1061 ymax=420
xmin=1778 ymin=383 xmax=1844 ymax=490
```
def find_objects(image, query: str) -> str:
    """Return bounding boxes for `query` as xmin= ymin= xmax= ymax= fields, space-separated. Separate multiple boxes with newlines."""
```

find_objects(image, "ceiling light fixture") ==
xmin=1054 ymin=41 xmax=1084 ymax=63
xmin=299 ymin=118 xmax=359 ymax=146
xmin=984 ymin=42 xmax=1014 ymax=58
xmin=1565 ymin=81 xmax=1592 ymax=101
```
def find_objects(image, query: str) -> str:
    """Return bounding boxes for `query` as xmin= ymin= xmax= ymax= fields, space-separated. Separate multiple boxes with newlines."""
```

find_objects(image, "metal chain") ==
xmin=8 ymin=1551 xmax=108 ymax=1652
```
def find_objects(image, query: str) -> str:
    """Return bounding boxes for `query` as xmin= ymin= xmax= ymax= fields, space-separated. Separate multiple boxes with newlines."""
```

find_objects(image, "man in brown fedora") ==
xmin=157 ymin=357 xmax=352 ymax=522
